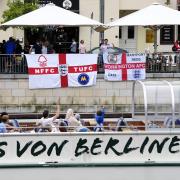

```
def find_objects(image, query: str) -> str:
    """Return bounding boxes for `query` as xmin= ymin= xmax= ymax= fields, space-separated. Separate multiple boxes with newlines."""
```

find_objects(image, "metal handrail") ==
xmin=0 ymin=52 xmax=180 ymax=74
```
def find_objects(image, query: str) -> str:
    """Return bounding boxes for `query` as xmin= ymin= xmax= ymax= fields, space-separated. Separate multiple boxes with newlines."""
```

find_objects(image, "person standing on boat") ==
xmin=94 ymin=106 xmax=105 ymax=132
xmin=36 ymin=98 xmax=60 ymax=132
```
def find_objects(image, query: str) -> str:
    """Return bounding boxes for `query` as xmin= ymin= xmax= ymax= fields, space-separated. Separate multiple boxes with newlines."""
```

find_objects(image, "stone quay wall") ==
xmin=0 ymin=74 xmax=179 ymax=114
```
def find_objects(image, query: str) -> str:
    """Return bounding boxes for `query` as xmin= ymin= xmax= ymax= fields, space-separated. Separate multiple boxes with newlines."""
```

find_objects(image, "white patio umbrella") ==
xmin=1 ymin=3 xmax=103 ymax=27
xmin=107 ymin=2 xmax=180 ymax=53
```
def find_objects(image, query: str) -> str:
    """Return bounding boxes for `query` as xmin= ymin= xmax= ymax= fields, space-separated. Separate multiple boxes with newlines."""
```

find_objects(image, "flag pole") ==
xmin=90 ymin=12 xmax=94 ymax=51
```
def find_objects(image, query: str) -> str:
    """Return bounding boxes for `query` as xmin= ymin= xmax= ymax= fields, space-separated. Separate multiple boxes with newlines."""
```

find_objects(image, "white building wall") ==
xmin=119 ymin=0 xmax=178 ymax=53
xmin=0 ymin=0 xmax=24 ymax=43
xmin=104 ymin=0 xmax=119 ymax=47
xmin=0 ymin=0 xmax=13 ymax=42
xmin=119 ymin=0 xmax=172 ymax=9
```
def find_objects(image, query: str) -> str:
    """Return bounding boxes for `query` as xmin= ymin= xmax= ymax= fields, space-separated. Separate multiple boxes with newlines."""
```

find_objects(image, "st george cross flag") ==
xmin=103 ymin=52 xmax=146 ymax=81
xmin=26 ymin=54 xmax=98 ymax=89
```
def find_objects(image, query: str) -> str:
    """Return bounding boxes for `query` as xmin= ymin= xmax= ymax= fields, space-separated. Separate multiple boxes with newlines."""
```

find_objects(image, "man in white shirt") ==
xmin=99 ymin=39 xmax=114 ymax=65
xmin=100 ymin=39 xmax=113 ymax=54
xmin=36 ymin=98 xmax=60 ymax=132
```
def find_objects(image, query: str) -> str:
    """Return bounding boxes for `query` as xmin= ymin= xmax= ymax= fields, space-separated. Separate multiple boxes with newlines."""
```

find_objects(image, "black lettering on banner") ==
xmin=90 ymin=138 xmax=103 ymax=155
xmin=47 ymin=140 xmax=69 ymax=156
xmin=11 ymin=136 xmax=180 ymax=159
xmin=17 ymin=141 xmax=33 ymax=157
xmin=105 ymin=137 xmax=123 ymax=156
xmin=140 ymin=136 xmax=149 ymax=154
xmin=148 ymin=138 xmax=170 ymax=153
xmin=75 ymin=138 xmax=89 ymax=157
xmin=0 ymin=142 xmax=7 ymax=157
xmin=123 ymin=137 xmax=139 ymax=154
xmin=31 ymin=141 xmax=46 ymax=156
xmin=169 ymin=136 xmax=180 ymax=153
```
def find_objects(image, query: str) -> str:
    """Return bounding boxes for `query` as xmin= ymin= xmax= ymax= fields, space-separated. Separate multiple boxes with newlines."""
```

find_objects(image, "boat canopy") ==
xmin=132 ymin=80 xmax=180 ymax=130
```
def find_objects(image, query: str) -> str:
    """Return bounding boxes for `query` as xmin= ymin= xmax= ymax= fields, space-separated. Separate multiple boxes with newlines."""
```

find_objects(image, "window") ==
xmin=178 ymin=6 xmax=180 ymax=41
xmin=119 ymin=27 xmax=122 ymax=39
xmin=128 ymin=26 xmax=134 ymax=39
xmin=160 ymin=25 xmax=174 ymax=45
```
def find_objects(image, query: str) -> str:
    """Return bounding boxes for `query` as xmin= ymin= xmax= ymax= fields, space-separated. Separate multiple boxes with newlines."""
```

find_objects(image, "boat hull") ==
xmin=1 ymin=132 xmax=180 ymax=180
xmin=1 ymin=163 xmax=180 ymax=180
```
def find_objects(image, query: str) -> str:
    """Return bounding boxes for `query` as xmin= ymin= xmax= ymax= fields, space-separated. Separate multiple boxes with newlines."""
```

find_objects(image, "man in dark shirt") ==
xmin=5 ymin=37 xmax=16 ymax=54
xmin=30 ymin=40 xmax=42 ymax=54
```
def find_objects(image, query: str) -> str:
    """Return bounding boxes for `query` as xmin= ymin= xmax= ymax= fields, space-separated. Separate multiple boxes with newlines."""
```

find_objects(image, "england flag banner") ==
xmin=26 ymin=54 xmax=98 ymax=89
xmin=104 ymin=53 xmax=146 ymax=81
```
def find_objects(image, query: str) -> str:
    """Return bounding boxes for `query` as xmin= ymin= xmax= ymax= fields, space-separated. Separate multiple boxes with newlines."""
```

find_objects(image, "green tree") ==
xmin=2 ymin=0 xmax=38 ymax=23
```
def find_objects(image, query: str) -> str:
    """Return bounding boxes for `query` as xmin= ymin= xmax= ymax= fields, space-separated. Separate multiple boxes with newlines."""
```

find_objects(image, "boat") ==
xmin=1 ymin=80 xmax=180 ymax=180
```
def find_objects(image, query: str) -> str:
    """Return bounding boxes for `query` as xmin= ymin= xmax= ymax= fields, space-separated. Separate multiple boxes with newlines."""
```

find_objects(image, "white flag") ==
xmin=104 ymin=52 xmax=146 ymax=81
xmin=26 ymin=54 xmax=98 ymax=89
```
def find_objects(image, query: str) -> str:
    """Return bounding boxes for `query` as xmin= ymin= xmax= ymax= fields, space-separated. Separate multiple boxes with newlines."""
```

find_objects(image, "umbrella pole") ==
xmin=153 ymin=28 xmax=158 ymax=54
xmin=90 ymin=27 xmax=93 ymax=51
xmin=147 ymin=26 xmax=160 ymax=54
xmin=151 ymin=26 xmax=162 ymax=54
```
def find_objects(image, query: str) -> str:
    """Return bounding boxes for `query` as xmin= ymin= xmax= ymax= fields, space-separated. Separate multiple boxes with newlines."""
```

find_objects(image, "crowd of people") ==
xmin=0 ymin=37 xmax=88 ymax=55
xmin=0 ymin=36 xmax=116 ymax=55
xmin=0 ymin=36 xmax=88 ymax=73
xmin=2 ymin=36 xmax=180 ymax=74
xmin=0 ymin=97 xmax=129 ymax=134
xmin=0 ymin=36 xmax=116 ymax=73
xmin=0 ymin=37 xmax=23 ymax=55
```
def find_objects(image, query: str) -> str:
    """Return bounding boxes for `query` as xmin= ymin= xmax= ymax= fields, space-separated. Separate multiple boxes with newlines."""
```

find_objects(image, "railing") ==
xmin=0 ymin=54 xmax=28 ymax=74
xmin=2 ymin=120 xmax=180 ymax=133
xmin=146 ymin=52 xmax=180 ymax=73
xmin=2 ymin=119 xmax=145 ymax=133
xmin=0 ymin=52 xmax=180 ymax=74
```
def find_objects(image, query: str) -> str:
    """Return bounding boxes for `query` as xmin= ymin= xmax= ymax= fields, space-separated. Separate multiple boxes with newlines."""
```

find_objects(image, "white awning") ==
xmin=1 ymin=3 xmax=103 ymax=27
xmin=107 ymin=3 xmax=180 ymax=27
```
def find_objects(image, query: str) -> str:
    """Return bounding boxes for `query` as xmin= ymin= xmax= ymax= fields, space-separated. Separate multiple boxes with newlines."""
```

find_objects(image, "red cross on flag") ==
xmin=26 ymin=54 xmax=98 ymax=89
xmin=104 ymin=52 xmax=146 ymax=81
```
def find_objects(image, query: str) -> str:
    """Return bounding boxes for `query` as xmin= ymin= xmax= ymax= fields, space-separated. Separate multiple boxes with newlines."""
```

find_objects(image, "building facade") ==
xmin=0 ymin=0 xmax=179 ymax=53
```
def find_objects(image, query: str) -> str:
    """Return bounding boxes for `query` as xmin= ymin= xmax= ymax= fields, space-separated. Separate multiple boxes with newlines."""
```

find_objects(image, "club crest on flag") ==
xmin=133 ymin=70 xmax=141 ymax=79
xmin=107 ymin=54 xmax=118 ymax=64
xmin=78 ymin=73 xmax=90 ymax=85
xmin=59 ymin=64 xmax=68 ymax=76
xmin=38 ymin=55 xmax=48 ymax=67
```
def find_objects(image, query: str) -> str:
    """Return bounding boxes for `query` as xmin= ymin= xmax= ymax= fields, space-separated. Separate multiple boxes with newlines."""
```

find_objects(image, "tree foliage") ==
xmin=2 ymin=0 xmax=38 ymax=23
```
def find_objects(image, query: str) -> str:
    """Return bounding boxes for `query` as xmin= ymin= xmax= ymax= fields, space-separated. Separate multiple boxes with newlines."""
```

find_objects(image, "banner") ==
xmin=0 ymin=133 xmax=180 ymax=164
xmin=104 ymin=53 xmax=146 ymax=81
xmin=26 ymin=54 xmax=98 ymax=89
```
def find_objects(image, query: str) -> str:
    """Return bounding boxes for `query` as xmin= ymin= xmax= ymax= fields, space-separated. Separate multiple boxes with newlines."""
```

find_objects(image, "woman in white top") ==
xmin=79 ymin=40 xmax=86 ymax=54
xmin=65 ymin=109 xmax=81 ymax=131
